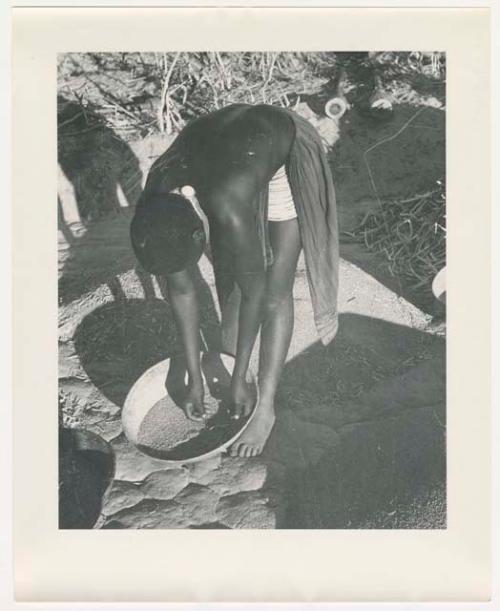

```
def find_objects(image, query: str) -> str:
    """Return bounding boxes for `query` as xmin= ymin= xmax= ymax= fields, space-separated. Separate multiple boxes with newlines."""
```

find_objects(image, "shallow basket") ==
xmin=122 ymin=352 xmax=257 ymax=464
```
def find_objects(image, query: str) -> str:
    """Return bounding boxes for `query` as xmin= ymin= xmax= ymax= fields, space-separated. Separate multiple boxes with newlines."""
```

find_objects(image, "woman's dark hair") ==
xmin=130 ymin=193 xmax=205 ymax=275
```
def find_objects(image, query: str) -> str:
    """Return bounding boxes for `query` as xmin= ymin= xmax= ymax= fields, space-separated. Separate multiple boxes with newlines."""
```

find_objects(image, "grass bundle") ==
xmin=351 ymin=181 xmax=446 ymax=292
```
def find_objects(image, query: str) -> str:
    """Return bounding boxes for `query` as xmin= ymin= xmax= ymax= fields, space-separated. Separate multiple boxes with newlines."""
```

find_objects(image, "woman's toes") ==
xmin=230 ymin=440 xmax=265 ymax=459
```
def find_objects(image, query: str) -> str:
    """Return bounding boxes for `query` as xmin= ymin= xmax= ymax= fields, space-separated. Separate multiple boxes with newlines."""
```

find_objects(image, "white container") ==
xmin=122 ymin=352 xmax=258 ymax=464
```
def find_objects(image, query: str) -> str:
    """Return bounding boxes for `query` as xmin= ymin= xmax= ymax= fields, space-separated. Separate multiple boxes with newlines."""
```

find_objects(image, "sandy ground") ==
xmin=58 ymin=104 xmax=446 ymax=529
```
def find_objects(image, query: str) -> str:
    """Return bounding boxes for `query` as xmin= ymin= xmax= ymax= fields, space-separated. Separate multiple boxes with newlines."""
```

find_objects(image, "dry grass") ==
xmin=57 ymin=51 xmax=446 ymax=140
xmin=57 ymin=52 xmax=333 ymax=140
xmin=349 ymin=181 xmax=446 ymax=292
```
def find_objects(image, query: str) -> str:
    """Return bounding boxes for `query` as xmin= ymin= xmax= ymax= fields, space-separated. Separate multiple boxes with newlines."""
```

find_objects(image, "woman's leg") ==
xmin=230 ymin=218 xmax=302 ymax=457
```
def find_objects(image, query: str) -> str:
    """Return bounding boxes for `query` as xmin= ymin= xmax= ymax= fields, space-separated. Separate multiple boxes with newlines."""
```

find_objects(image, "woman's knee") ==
xmin=262 ymin=289 xmax=293 ymax=317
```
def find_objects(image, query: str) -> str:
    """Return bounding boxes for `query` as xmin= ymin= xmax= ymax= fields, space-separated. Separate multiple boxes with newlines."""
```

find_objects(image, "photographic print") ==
xmin=57 ymin=50 xmax=446 ymax=530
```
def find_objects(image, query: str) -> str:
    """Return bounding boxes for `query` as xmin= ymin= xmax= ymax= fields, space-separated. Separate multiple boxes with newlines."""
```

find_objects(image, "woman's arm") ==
xmin=213 ymin=213 xmax=266 ymax=418
xmin=166 ymin=266 xmax=205 ymax=420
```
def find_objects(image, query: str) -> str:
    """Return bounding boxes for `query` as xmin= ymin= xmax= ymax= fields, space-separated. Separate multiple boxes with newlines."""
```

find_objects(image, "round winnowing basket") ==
xmin=122 ymin=352 xmax=257 ymax=464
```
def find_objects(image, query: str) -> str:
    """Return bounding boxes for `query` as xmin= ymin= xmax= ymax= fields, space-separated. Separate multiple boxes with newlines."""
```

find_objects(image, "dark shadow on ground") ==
xmin=58 ymin=95 xmax=143 ymax=223
xmin=59 ymin=427 xmax=115 ymax=529
xmin=73 ymin=265 xmax=221 ymax=408
xmin=331 ymin=103 xmax=445 ymax=316
xmin=261 ymin=312 xmax=446 ymax=529
xmin=59 ymin=209 xmax=140 ymax=305
xmin=58 ymin=95 xmax=144 ymax=305
xmin=330 ymin=103 xmax=445 ymax=225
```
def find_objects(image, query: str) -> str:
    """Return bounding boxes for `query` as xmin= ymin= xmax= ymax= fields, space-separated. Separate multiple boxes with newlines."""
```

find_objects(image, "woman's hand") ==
xmin=182 ymin=378 xmax=206 ymax=422
xmin=166 ymin=267 xmax=205 ymax=422
xmin=230 ymin=378 xmax=255 ymax=420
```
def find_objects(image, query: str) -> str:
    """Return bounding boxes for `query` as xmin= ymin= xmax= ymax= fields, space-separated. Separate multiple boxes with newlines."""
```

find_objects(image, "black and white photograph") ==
xmin=57 ymin=50 xmax=447 ymax=530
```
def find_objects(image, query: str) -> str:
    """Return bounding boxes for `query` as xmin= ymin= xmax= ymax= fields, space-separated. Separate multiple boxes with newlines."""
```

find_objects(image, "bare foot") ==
xmin=229 ymin=400 xmax=275 ymax=458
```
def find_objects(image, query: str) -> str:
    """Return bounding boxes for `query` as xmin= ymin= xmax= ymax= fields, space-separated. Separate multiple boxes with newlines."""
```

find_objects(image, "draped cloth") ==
xmin=284 ymin=109 xmax=339 ymax=345
xmin=221 ymin=109 xmax=340 ymax=349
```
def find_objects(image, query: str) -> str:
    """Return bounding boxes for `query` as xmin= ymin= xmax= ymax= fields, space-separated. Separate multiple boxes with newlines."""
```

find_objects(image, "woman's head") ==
xmin=130 ymin=192 xmax=206 ymax=275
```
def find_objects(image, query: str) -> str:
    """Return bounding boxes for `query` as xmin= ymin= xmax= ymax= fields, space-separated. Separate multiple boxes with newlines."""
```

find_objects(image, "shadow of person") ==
xmin=260 ymin=312 xmax=446 ymax=529
xmin=58 ymin=95 xmax=144 ymax=305
xmin=58 ymin=95 xmax=143 ymax=222
xmin=73 ymin=262 xmax=223 ymax=409
xmin=73 ymin=296 xmax=176 ymax=407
